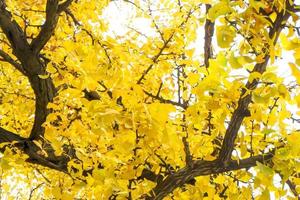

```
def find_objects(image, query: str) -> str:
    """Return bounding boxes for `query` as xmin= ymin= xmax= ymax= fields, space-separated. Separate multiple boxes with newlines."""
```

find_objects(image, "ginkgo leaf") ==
xmin=250 ymin=0 xmax=267 ymax=12
xmin=249 ymin=72 xmax=262 ymax=83
xmin=269 ymin=12 xmax=277 ymax=22
xmin=187 ymin=73 xmax=199 ymax=84
xmin=46 ymin=64 xmax=57 ymax=73
xmin=289 ymin=63 xmax=300 ymax=84
xmin=229 ymin=53 xmax=243 ymax=69
xmin=287 ymin=133 xmax=300 ymax=157
xmin=258 ymin=189 xmax=270 ymax=200
xmin=208 ymin=2 xmax=232 ymax=21
xmin=216 ymin=25 xmax=236 ymax=48
xmin=147 ymin=103 xmax=175 ymax=122
xmin=281 ymin=34 xmax=300 ymax=50
xmin=256 ymin=54 xmax=265 ymax=63
xmin=295 ymin=48 xmax=300 ymax=59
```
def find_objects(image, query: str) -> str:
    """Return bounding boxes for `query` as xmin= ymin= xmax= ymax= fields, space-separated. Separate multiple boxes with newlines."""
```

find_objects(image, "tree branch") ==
xmin=218 ymin=7 xmax=291 ymax=164
xmin=144 ymin=153 xmax=273 ymax=199
xmin=144 ymin=90 xmax=187 ymax=109
xmin=0 ymin=126 xmax=69 ymax=172
xmin=0 ymin=127 xmax=24 ymax=143
xmin=57 ymin=0 xmax=74 ymax=13
xmin=137 ymin=34 xmax=174 ymax=84
xmin=0 ymin=49 xmax=25 ymax=75
xmin=203 ymin=4 xmax=214 ymax=68
xmin=286 ymin=179 xmax=300 ymax=199
xmin=30 ymin=0 xmax=74 ymax=53
xmin=30 ymin=0 xmax=59 ymax=53
xmin=137 ymin=8 xmax=195 ymax=84
xmin=0 ymin=1 xmax=31 ymax=61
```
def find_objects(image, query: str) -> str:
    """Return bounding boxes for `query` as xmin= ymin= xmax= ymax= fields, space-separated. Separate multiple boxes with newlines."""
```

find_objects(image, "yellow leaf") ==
xmin=214 ymin=175 xmax=225 ymax=184
xmin=250 ymin=0 xmax=266 ymax=12
xmin=258 ymin=189 xmax=270 ymax=200
xmin=148 ymin=103 xmax=175 ymax=122
xmin=256 ymin=54 xmax=265 ymax=63
xmin=46 ymin=64 xmax=57 ymax=73
xmin=269 ymin=12 xmax=277 ymax=22
xmin=269 ymin=44 xmax=275 ymax=64
xmin=229 ymin=54 xmax=243 ymax=69
xmin=216 ymin=25 xmax=236 ymax=48
xmin=289 ymin=63 xmax=300 ymax=84
xmin=280 ymin=34 xmax=300 ymax=50
xmin=208 ymin=2 xmax=232 ymax=21
xmin=278 ymin=84 xmax=289 ymax=99
xmin=0 ymin=158 xmax=11 ymax=170
xmin=294 ymin=48 xmax=300 ymax=59
xmin=249 ymin=72 xmax=261 ymax=83
xmin=240 ymin=143 xmax=247 ymax=157
xmin=187 ymin=73 xmax=199 ymax=84
xmin=287 ymin=133 xmax=300 ymax=157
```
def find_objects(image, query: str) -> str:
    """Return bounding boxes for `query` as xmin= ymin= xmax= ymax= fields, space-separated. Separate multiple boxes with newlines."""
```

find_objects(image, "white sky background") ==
xmin=102 ymin=1 xmax=299 ymax=199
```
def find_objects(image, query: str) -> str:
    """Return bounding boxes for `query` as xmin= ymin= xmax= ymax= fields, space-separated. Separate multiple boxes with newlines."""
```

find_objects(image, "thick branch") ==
xmin=30 ymin=0 xmax=74 ymax=53
xmin=203 ymin=4 xmax=214 ymax=68
xmin=0 ymin=49 xmax=25 ymax=75
xmin=23 ymin=140 xmax=69 ymax=173
xmin=30 ymin=0 xmax=59 ymax=53
xmin=0 ymin=1 xmax=31 ymax=61
xmin=145 ymin=154 xmax=273 ymax=200
xmin=57 ymin=0 xmax=74 ymax=13
xmin=218 ymin=9 xmax=291 ymax=164
xmin=0 ymin=127 xmax=24 ymax=143
xmin=0 ymin=0 xmax=66 ymax=142
xmin=0 ymin=1 xmax=54 ymax=140
xmin=29 ymin=77 xmax=56 ymax=140
xmin=0 ymin=127 xmax=69 ymax=172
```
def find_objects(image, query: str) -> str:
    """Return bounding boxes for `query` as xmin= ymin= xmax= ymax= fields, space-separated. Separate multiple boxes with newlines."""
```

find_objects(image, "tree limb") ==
xmin=30 ymin=0 xmax=74 ymax=53
xmin=30 ymin=0 xmax=59 ymax=53
xmin=218 ymin=6 xmax=291 ymax=164
xmin=286 ymin=179 xmax=300 ymax=199
xmin=203 ymin=4 xmax=214 ymax=68
xmin=0 ymin=1 xmax=31 ymax=61
xmin=0 ymin=126 xmax=69 ymax=172
xmin=0 ymin=49 xmax=25 ymax=75
xmin=144 ymin=153 xmax=273 ymax=200
xmin=144 ymin=90 xmax=187 ymax=109
xmin=0 ymin=127 xmax=24 ymax=143
xmin=57 ymin=0 xmax=74 ymax=13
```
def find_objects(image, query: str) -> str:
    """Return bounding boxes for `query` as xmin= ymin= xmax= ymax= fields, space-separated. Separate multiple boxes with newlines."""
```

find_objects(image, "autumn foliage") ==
xmin=0 ymin=0 xmax=300 ymax=199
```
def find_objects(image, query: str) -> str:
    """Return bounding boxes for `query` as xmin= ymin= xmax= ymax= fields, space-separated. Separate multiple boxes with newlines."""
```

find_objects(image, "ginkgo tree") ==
xmin=0 ymin=0 xmax=300 ymax=199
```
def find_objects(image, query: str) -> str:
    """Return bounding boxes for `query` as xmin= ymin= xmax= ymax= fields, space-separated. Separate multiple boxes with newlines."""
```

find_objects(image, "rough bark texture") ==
xmin=218 ymin=10 xmax=290 ymax=164
xmin=203 ymin=4 xmax=214 ymax=68
xmin=0 ymin=0 xmax=73 ymax=172
xmin=145 ymin=154 xmax=273 ymax=200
